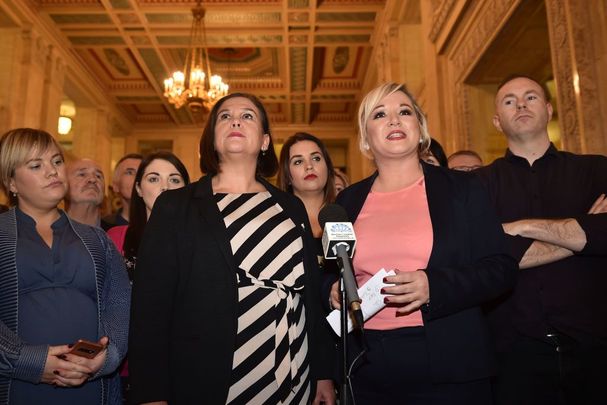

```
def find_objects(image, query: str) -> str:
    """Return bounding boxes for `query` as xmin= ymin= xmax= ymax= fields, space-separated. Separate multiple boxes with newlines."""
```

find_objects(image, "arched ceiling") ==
xmin=28 ymin=0 xmax=388 ymax=127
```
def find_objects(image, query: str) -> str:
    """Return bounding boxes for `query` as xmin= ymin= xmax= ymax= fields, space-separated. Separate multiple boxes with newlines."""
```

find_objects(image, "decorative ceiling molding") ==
xmin=40 ymin=0 xmax=99 ymax=4
xmin=29 ymin=0 xmax=387 ymax=126
xmin=314 ymin=112 xmax=352 ymax=122
xmin=315 ymin=79 xmax=361 ymax=90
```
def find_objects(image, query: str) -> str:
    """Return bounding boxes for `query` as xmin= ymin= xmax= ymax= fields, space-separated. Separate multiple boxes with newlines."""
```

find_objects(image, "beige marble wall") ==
xmin=0 ymin=28 xmax=64 ymax=134
xmin=122 ymin=124 xmax=363 ymax=184
xmin=71 ymin=108 xmax=113 ymax=185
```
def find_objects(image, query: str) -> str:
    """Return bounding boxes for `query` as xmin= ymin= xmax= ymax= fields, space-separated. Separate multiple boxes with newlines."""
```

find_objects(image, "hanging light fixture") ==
xmin=163 ymin=0 xmax=228 ymax=112
xmin=58 ymin=99 xmax=76 ymax=135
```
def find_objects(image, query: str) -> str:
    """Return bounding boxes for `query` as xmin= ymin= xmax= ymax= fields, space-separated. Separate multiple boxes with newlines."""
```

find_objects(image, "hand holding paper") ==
xmin=326 ymin=268 xmax=396 ymax=336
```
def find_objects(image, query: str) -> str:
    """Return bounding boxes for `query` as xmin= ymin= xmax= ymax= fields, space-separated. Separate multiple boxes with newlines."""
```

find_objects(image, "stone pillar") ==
xmin=72 ymin=108 xmax=113 ymax=184
xmin=0 ymin=28 xmax=67 ymax=137
xmin=386 ymin=24 xmax=402 ymax=83
xmin=0 ymin=28 xmax=24 ymax=132
xmin=375 ymin=34 xmax=389 ymax=84
xmin=19 ymin=30 xmax=52 ymax=129
xmin=397 ymin=23 xmax=423 ymax=95
xmin=419 ymin=0 xmax=446 ymax=149
xmin=545 ymin=0 xmax=607 ymax=154
xmin=40 ymin=47 xmax=66 ymax=135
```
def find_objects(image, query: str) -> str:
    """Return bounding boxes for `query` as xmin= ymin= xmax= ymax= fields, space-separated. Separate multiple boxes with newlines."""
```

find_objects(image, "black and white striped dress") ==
xmin=216 ymin=191 xmax=310 ymax=404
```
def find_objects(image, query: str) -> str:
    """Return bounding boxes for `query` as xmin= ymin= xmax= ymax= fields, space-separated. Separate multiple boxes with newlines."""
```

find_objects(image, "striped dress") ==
xmin=216 ymin=191 xmax=311 ymax=405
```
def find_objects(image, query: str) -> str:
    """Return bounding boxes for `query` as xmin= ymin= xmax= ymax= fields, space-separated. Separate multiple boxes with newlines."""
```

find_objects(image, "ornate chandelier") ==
xmin=163 ymin=0 xmax=228 ymax=112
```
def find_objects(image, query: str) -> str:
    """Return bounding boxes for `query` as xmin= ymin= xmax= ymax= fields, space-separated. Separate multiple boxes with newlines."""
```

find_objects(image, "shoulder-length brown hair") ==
xmin=277 ymin=132 xmax=336 ymax=207
xmin=199 ymin=92 xmax=278 ymax=178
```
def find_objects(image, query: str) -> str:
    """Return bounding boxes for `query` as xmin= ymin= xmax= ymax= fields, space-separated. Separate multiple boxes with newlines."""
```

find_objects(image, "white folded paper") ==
xmin=326 ymin=268 xmax=396 ymax=336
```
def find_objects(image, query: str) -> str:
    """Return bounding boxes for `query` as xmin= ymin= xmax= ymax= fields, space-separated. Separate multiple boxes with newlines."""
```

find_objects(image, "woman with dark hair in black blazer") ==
xmin=128 ymin=93 xmax=335 ymax=405
xmin=327 ymin=82 xmax=517 ymax=404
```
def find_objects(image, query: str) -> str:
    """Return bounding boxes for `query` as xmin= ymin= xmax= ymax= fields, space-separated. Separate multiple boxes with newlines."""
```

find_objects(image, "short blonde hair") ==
xmin=0 ymin=128 xmax=63 ymax=205
xmin=357 ymin=82 xmax=431 ymax=159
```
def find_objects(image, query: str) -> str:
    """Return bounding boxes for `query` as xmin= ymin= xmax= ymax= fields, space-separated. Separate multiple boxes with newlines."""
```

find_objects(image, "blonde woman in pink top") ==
xmin=326 ymin=82 xmax=517 ymax=404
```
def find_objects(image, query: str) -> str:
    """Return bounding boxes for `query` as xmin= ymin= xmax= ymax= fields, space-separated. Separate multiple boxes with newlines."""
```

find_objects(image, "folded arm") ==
xmin=518 ymin=241 xmax=573 ymax=269
xmin=504 ymin=193 xmax=607 ymax=269
xmin=503 ymin=218 xmax=586 ymax=252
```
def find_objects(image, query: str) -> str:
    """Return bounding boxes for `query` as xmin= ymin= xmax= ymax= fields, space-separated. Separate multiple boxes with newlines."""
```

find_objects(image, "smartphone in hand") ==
xmin=68 ymin=339 xmax=105 ymax=359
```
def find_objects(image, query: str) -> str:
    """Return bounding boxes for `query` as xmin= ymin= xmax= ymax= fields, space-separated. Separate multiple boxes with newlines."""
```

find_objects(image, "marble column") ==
xmin=545 ymin=0 xmax=607 ymax=154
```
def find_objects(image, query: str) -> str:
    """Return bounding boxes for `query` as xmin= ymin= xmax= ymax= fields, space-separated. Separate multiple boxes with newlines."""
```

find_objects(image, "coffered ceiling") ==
xmin=16 ymin=0 xmax=389 ymax=127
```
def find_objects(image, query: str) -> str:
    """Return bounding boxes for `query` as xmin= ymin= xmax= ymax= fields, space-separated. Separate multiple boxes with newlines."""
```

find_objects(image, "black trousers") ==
xmin=494 ymin=333 xmax=607 ymax=405
xmin=348 ymin=327 xmax=492 ymax=405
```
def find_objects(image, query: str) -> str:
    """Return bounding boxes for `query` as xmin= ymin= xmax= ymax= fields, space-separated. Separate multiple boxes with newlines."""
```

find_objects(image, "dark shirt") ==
xmin=476 ymin=144 xmax=607 ymax=351
xmin=101 ymin=209 xmax=128 ymax=231
xmin=315 ymin=236 xmax=340 ymax=315
xmin=11 ymin=208 xmax=100 ymax=404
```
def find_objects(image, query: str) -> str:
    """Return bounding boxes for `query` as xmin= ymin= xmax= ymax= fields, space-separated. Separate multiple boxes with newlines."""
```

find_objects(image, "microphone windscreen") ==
xmin=318 ymin=203 xmax=350 ymax=228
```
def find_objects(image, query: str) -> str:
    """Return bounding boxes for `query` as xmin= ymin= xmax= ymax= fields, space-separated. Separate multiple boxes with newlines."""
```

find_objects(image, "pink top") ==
xmin=106 ymin=224 xmax=128 ymax=376
xmin=107 ymin=225 xmax=127 ymax=255
xmin=353 ymin=176 xmax=433 ymax=330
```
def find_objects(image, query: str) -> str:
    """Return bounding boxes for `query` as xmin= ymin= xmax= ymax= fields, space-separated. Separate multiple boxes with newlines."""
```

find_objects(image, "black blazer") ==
xmin=129 ymin=175 xmax=335 ymax=404
xmin=336 ymin=163 xmax=517 ymax=383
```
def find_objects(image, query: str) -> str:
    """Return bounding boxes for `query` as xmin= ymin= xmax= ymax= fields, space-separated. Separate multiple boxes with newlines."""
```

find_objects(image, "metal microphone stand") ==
xmin=339 ymin=277 xmax=349 ymax=405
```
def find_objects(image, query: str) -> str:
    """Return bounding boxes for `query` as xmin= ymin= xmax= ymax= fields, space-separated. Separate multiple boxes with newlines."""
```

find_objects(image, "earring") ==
xmin=419 ymin=138 xmax=423 ymax=145
xmin=363 ymin=142 xmax=370 ymax=151
xmin=12 ymin=192 xmax=17 ymax=197
xmin=261 ymin=149 xmax=266 ymax=156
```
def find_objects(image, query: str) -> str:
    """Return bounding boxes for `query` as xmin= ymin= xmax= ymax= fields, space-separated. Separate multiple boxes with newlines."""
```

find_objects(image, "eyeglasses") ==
xmin=450 ymin=165 xmax=482 ymax=172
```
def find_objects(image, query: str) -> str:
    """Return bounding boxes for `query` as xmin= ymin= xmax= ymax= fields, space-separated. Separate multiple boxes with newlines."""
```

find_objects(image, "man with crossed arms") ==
xmin=476 ymin=75 xmax=607 ymax=405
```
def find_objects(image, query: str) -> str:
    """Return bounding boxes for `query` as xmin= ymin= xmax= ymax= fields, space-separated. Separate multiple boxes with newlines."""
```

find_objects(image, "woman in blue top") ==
xmin=0 ymin=128 xmax=130 ymax=405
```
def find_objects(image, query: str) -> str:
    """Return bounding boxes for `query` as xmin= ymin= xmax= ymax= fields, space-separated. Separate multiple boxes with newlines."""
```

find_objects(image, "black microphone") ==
xmin=318 ymin=204 xmax=364 ymax=330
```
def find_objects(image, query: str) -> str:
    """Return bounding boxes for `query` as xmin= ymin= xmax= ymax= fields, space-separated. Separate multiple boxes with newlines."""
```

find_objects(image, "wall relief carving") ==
xmin=545 ymin=0 xmax=581 ymax=152
xmin=451 ymin=0 xmax=517 ymax=80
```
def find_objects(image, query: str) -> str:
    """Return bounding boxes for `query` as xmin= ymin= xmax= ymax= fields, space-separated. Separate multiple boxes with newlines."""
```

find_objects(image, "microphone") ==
xmin=318 ymin=204 xmax=364 ymax=330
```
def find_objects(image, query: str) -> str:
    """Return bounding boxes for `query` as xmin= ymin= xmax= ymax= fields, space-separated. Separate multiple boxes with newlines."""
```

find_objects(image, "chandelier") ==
xmin=163 ymin=0 xmax=228 ymax=112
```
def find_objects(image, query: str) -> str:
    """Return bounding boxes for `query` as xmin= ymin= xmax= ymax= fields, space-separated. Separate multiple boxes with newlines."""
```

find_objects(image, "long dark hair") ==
xmin=277 ymin=132 xmax=336 ymax=207
xmin=123 ymin=151 xmax=190 ymax=259
xmin=427 ymin=138 xmax=448 ymax=167
xmin=199 ymin=92 xmax=278 ymax=178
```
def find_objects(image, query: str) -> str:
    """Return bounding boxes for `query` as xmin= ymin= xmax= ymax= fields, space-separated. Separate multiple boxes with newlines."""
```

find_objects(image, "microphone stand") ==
xmin=335 ymin=243 xmax=363 ymax=405
xmin=339 ymin=277 xmax=349 ymax=405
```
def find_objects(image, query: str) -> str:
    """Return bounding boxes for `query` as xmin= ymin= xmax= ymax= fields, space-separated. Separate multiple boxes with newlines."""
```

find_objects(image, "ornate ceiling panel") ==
xmin=32 ymin=0 xmax=386 ymax=127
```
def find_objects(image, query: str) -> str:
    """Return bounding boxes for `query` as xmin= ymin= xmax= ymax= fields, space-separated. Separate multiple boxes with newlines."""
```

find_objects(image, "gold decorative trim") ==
xmin=429 ymin=0 xmax=456 ymax=43
xmin=451 ymin=0 xmax=517 ymax=80
xmin=545 ymin=0 xmax=581 ymax=152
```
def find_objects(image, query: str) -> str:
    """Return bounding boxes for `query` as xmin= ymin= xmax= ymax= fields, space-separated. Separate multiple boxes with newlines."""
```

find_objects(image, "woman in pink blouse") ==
xmin=327 ymin=82 xmax=517 ymax=404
